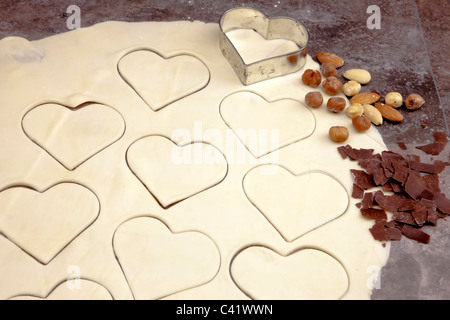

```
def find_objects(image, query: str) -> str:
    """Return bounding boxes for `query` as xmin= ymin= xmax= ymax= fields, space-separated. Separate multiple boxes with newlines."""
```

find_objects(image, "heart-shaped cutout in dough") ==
xmin=118 ymin=50 xmax=210 ymax=111
xmin=113 ymin=217 xmax=220 ymax=300
xmin=22 ymin=102 xmax=125 ymax=171
xmin=220 ymin=91 xmax=315 ymax=158
xmin=231 ymin=246 xmax=348 ymax=300
xmin=126 ymin=135 xmax=228 ymax=208
xmin=9 ymin=279 xmax=113 ymax=300
xmin=243 ymin=165 xmax=348 ymax=242
xmin=0 ymin=183 xmax=100 ymax=265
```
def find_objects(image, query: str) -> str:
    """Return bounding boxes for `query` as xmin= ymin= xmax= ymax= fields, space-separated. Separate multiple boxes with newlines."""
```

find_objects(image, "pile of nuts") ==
xmin=301 ymin=52 xmax=426 ymax=143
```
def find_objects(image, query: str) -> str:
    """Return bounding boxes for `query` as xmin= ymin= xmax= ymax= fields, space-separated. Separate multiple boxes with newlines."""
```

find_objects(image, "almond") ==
xmin=316 ymin=52 xmax=344 ymax=68
xmin=343 ymin=69 xmax=372 ymax=84
xmin=374 ymin=102 xmax=404 ymax=122
xmin=350 ymin=92 xmax=380 ymax=105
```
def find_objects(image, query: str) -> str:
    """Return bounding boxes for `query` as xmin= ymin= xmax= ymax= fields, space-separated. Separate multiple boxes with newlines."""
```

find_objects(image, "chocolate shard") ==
xmin=411 ymin=204 xmax=428 ymax=226
xmin=408 ymin=160 xmax=440 ymax=174
xmin=361 ymin=192 xmax=375 ymax=209
xmin=338 ymin=145 xmax=374 ymax=161
xmin=404 ymin=170 xmax=427 ymax=200
xmin=351 ymin=169 xmax=375 ymax=190
xmin=369 ymin=220 xmax=390 ymax=241
xmin=422 ymin=173 xmax=441 ymax=194
xmin=386 ymin=226 xmax=403 ymax=241
xmin=416 ymin=132 xmax=448 ymax=156
xmin=361 ymin=208 xmax=388 ymax=220
xmin=393 ymin=211 xmax=418 ymax=226
xmin=369 ymin=220 xmax=402 ymax=241
xmin=352 ymin=183 xmax=364 ymax=199
xmin=374 ymin=190 xmax=405 ymax=213
xmin=434 ymin=193 xmax=450 ymax=215
xmin=391 ymin=160 xmax=410 ymax=185
xmin=359 ymin=155 xmax=388 ymax=186
xmin=401 ymin=224 xmax=430 ymax=244
xmin=398 ymin=198 xmax=416 ymax=212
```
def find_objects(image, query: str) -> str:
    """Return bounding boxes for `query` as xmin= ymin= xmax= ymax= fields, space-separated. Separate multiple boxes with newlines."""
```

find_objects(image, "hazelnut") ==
xmin=329 ymin=126 xmax=349 ymax=143
xmin=301 ymin=69 xmax=322 ymax=88
xmin=404 ymin=93 xmax=425 ymax=110
xmin=305 ymin=91 xmax=323 ymax=108
xmin=342 ymin=80 xmax=361 ymax=97
xmin=327 ymin=97 xmax=346 ymax=113
xmin=320 ymin=62 xmax=338 ymax=78
xmin=352 ymin=114 xmax=371 ymax=132
xmin=384 ymin=92 xmax=403 ymax=108
xmin=346 ymin=103 xmax=364 ymax=118
xmin=322 ymin=76 xmax=343 ymax=96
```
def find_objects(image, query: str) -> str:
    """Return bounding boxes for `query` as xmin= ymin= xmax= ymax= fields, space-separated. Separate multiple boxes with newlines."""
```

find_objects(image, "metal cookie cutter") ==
xmin=219 ymin=7 xmax=309 ymax=86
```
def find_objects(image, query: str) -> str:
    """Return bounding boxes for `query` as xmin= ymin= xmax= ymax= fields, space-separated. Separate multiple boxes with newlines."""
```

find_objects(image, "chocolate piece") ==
xmin=369 ymin=220 xmax=390 ymax=241
xmin=374 ymin=191 xmax=404 ymax=213
xmin=401 ymin=224 xmax=430 ymax=244
xmin=351 ymin=169 xmax=375 ymax=190
xmin=434 ymin=193 xmax=450 ymax=215
xmin=369 ymin=220 xmax=402 ymax=242
xmin=416 ymin=131 xmax=448 ymax=156
xmin=361 ymin=192 xmax=375 ymax=209
xmin=411 ymin=204 xmax=428 ymax=226
xmin=408 ymin=159 xmax=449 ymax=174
xmin=404 ymin=170 xmax=427 ymax=200
xmin=352 ymin=183 xmax=364 ymax=199
xmin=337 ymin=145 xmax=348 ymax=159
xmin=359 ymin=155 xmax=388 ymax=186
xmin=393 ymin=211 xmax=418 ymax=226
xmin=391 ymin=160 xmax=410 ymax=185
xmin=337 ymin=145 xmax=374 ymax=161
xmin=398 ymin=198 xmax=416 ymax=212
xmin=386 ymin=226 xmax=403 ymax=241
xmin=422 ymin=173 xmax=441 ymax=194
xmin=361 ymin=208 xmax=388 ymax=220
xmin=397 ymin=137 xmax=407 ymax=150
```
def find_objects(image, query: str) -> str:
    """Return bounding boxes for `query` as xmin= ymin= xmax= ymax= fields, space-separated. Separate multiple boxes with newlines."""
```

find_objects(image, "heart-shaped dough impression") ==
xmin=220 ymin=91 xmax=315 ymax=158
xmin=113 ymin=217 xmax=220 ymax=300
xmin=22 ymin=102 xmax=125 ymax=171
xmin=0 ymin=183 xmax=99 ymax=264
xmin=243 ymin=165 xmax=348 ymax=242
xmin=10 ymin=279 xmax=113 ymax=300
xmin=126 ymin=135 xmax=227 ymax=208
xmin=231 ymin=246 xmax=348 ymax=300
xmin=118 ymin=50 xmax=210 ymax=111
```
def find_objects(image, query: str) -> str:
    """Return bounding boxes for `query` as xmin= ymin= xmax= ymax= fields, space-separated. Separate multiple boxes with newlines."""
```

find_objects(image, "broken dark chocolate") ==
xmin=351 ymin=169 xmax=375 ymax=190
xmin=361 ymin=208 xmax=388 ymax=220
xmin=401 ymin=224 xmax=430 ymax=244
xmin=352 ymin=183 xmax=364 ymax=199
xmin=434 ymin=193 xmax=450 ymax=215
xmin=338 ymin=139 xmax=450 ymax=245
xmin=404 ymin=170 xmax=428 ymax=200
xmin=416 ymin=131 xmax=448 ymax=156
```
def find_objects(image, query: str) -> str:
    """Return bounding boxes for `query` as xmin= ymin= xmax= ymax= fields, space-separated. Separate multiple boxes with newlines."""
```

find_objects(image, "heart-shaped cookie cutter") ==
xmin=219 ymin=7 xmax=309 ymax=85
